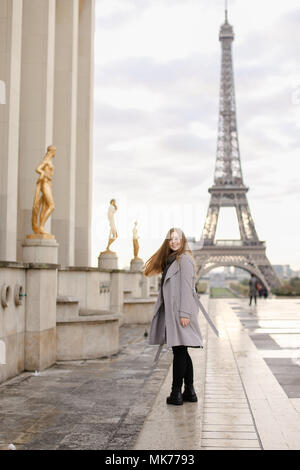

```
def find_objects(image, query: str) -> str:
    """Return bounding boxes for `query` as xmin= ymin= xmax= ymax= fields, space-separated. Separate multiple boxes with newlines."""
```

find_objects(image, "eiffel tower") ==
xmin=191 ymin=7 xmax=281 ymax=291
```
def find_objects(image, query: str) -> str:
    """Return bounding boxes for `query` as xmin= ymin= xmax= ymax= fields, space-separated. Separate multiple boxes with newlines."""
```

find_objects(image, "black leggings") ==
xmin=172 ymin=346 xmax=194 ymax=391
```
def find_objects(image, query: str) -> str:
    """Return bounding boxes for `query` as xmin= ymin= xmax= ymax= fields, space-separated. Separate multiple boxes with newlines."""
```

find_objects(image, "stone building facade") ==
xmin=0 ymin=0 xmax=157 ymax=385
xmin=1 ymin=0 xmax=94 ymax=267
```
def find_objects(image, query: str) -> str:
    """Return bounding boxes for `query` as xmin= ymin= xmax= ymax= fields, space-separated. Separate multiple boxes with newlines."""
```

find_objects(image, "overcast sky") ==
xmin=92 ymin=0 xmax=300 ymax=271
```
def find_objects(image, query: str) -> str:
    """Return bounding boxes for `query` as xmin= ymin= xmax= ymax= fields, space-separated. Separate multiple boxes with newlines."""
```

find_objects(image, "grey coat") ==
xmin=149 ymin=252 xmax=219 ymax=350
xmin=249 ymin=276 xmax=258 ymax=296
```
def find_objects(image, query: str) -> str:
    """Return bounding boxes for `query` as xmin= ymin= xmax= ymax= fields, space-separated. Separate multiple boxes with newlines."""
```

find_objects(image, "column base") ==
xmin=25 ymin=328 xmax=56 ymax=371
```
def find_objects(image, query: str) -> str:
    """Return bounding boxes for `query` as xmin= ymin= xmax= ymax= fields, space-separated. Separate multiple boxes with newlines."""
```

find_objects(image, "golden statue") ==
xmin=133 ymin=220 xmax=142 ymax=260
xmin=101 ymin=199 xmax=118 ymax=254
xmin=27 ymin=145 xmax=56 ymax=239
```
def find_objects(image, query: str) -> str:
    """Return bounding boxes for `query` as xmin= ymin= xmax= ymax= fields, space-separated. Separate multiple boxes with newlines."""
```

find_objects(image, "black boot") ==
xmin=166 ymin=388 xmax=183 ymax=406
xmin=182 ymin=383 xmax=198 ymax=402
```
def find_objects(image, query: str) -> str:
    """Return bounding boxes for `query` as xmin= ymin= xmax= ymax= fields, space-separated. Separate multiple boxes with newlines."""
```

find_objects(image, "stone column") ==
xmin=52 ymin=0 xmax=79 ymax=267
xmin=24 ymin=263 xmax=58 ymax=371
xmin=0 ymin=0 xmax=23 ymax=261
xmin=17 ymin=0 xmax=56 ymax=261
xmin=75 ymin=0 xmax=94 ymax=266
xmin=24 ymin=268 xmax=57 ymax=371
xmin=22 ymin=236 xmax=58 ymax=371
xmin=110 ymin=271 xmax=124 ymax=324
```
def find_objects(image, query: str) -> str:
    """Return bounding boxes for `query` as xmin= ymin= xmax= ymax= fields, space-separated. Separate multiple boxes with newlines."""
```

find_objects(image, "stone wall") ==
xmin=0 ymin=264 xmax=26 ymax=384
xmin=58 ymin=267 xmax=111 ymax=311
xmin=56 ymin=267 xmax=120 ymax=361
xmin=0 ymin=263 xmax=159 ymax=384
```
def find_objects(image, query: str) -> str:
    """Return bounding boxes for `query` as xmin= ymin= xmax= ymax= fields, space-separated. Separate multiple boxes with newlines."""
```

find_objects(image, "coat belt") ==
xmin=195 ymin=295 xmax=219 ymax=338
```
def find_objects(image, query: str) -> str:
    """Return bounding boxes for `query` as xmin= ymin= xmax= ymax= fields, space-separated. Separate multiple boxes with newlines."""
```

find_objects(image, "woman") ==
xmin=143 ymin=227 xmax=219 ymax=406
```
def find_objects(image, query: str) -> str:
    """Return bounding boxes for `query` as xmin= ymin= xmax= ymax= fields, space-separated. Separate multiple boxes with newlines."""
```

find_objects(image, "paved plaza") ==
xmin=1 ymin=296 xmax=300 ymax=450
xmin=0 ymin=325 xmax=172 ymax=450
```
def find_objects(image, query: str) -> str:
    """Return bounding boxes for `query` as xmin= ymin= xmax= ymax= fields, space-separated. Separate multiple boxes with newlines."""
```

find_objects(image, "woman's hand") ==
xmin=180 ymin=317 xmax=190 ymax=328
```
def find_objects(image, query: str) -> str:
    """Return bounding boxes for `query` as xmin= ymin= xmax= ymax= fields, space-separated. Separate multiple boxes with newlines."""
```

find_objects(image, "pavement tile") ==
xmin=204 ymin=408 xmax=250 ymax=414
xmin=203 ymin=447 xmax=259 ymax=450
xmin=201 ymin=439 xmax=260 ymax=448
xmin=203 ymin=424 xmax=256 ymax=432
xmin=204 ymin=403 xmax=249 ymax=408
xmin=202 ymin=431 xmax=259 ymax=440
xmin=205 ymin=394 xmax=247 ymax=398
xmin=205 ymin=399 xmax=248 ymax=403
xmin=203 ymin=413 xmax=253 ymax=425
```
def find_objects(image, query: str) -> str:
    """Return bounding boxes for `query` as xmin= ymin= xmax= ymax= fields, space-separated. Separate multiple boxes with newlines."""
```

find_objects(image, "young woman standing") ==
xmin=143 ymin=227 xmax=219 ymax=406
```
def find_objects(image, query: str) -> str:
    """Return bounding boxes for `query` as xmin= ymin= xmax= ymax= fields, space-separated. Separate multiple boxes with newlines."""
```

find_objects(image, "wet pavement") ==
xmin=0 ymin=324 xmax=172 ymax=450
xmin=135 ymin=297 xmax=262 ymax=450
xmin=135 ymin=297 xmax=300 ymax=450
xmin=230 ymin=298 xmax=300 ymax=400
xmin=1 ymin=297 xmax=300 ymax=450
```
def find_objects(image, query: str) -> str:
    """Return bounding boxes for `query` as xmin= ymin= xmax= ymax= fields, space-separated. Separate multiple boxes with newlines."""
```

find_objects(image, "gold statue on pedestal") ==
xmin=101 ymin=199 xmax=118 ymax=254
xmin=133 ymin=220 xmax=142 ymax=260
xmin=27 ymin=145 xmax=56 ymax=240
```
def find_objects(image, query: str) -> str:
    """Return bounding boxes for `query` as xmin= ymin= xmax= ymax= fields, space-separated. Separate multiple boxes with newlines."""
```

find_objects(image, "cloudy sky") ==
xmin=92 ymin=0 xmax=300 ymax=271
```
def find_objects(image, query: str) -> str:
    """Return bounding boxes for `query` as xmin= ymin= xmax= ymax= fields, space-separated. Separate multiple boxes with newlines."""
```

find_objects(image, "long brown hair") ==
xmin=143 ymin=227 xmax=195 ymax=276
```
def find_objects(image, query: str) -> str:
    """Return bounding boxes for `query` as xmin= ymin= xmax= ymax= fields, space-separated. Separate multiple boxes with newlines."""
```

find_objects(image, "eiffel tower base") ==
xmin=192 ymin=244 xmax=281 ymax=293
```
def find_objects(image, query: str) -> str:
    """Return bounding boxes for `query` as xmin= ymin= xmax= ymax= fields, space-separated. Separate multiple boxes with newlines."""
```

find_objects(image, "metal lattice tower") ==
xmin=215 ymin=8 xmax=243 ymax=186
xmin=190 ymin=7 xmax=281 ymax=291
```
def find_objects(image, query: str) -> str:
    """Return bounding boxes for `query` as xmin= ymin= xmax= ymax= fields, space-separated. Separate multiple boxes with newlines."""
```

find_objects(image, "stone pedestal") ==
xmin=22 ymin=238 xmax=59 ymax=264
xmin=22 ymin=238 xmax=58 ymax=371
xmin=98 ymin=251 xmax=118 ymax=270
xmin=130 ymin=258 xmax=144 ymax=272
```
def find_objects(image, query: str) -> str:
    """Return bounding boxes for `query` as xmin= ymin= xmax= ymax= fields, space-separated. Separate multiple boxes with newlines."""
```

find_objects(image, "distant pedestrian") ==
xmin=263 ymin=287 xmax=268 ymax=299
xmin=249 ymin=274 xmax=258 ymax=306
xmin=143 ymin=227 xmax=219 ymax=406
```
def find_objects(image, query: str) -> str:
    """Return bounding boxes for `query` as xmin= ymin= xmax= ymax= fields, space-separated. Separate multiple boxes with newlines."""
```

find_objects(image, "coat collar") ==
xmin=163 ymin=257 xmax=180 ymax=285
